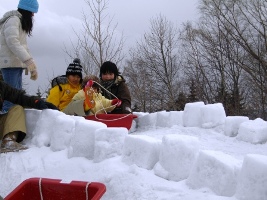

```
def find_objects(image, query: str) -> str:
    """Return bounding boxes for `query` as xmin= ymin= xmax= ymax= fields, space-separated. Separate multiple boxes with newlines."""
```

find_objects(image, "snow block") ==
xmin=155 ymin=111 xmax=184 ymax=128
xmin=156 ymin=111 xmax=170 ymax=127
xmin=68 ymin=120 xmax=107 ymax=159
xmin=201 ymin=103 xmax=226 ymax=128
xmin=24 ymin=109 xmax=42 ymax=140
xmin=31 ymin=109 xmax=65 ymax=147
xmin=94 ymin=127 xmax=128 ymax=163
xmin=50 ymin=115 xmax=76 ymax=151
xmin=236 ymin=118 xmax=267 ymax=144
xmin=129 ymin=119 xmax=137 ymax=133
xmin=183 ymin=102 xmax=205 ymax=127
xmin=235 ymin=154 xmax=267 ymax=200
xmin=169 ymin=111 xmax=183 ymax=127
xmin=122 ymin=135 xmax=161 ymax=169
xmin=224 ymin=116 xmax=249 ymax=137
xmin=137 ymin=112 xmax=157 ymax=130
xmin=186 ymin=150 xmax=241 ymax=197
xmin=154 ymin=134 xmax=199 ymax=181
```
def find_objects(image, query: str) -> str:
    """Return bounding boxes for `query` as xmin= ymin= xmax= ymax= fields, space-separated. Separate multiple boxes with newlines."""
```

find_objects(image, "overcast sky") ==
xmin=1 ymin=0 xmax=199 ymax=95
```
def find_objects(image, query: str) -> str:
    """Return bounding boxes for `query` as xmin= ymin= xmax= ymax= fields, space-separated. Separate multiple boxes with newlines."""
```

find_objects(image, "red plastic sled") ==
xmin=85 ymin=114 xmax=137 ymax=130
xmin=5 ymin=178 xmax=106 ymax=200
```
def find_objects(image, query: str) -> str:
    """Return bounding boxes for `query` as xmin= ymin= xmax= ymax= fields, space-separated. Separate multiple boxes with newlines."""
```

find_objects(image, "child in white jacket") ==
xmin=63 ymin=75 xmax=121 ymax=116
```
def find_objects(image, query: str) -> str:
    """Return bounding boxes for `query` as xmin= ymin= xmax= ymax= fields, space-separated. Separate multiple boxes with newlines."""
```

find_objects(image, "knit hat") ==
xmin=100 ymin=61 xmax=119 ymax=78
xmin=18 ymin=0 xmax=39 ymax=13
xmin=66 ymin=58 xmax=83 ymax=79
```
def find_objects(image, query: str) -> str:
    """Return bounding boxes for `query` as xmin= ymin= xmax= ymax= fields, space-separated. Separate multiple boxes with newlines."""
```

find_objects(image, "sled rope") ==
xmin=39 ymin=178 xmax=44 ymax=200
xmin=90 ymin=81 xmax=131 ymax=121
xmin=85 ymin=182 xmax=90 ymax=200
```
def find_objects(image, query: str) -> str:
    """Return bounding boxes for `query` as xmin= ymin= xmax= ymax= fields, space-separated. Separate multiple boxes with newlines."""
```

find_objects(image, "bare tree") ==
xmin=124 ymin=51 xmax=159 ymax=112
xmin=199 ymin=0 xmax=267 ymax=118
xmin=65 ymin=0 xmax=125 ymax=75
xmin=126 ymin=15 xmax=183 ymax=111
xmin=179 ymin=0 xmax=267 ymax=118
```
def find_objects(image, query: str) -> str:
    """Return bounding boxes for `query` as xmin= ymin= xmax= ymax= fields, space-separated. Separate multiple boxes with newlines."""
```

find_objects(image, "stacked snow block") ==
xmin=156 ymin=111 xmax=183 ymax=127
xmin=31 ymin=109 xmax=66 ymax=147
xmin=24 ymin=106 xmax=267 ymax=199
xmin=68 ymin=119 xmax=107 ymax=159
xmin=186 ymin=150 xmax=241 ymax=197
xmin=236 ymin=118 xmax=267 ymax=144
xmin=50 ymin=115 xmax=77 ymax=151
xmin=156 ymin=111 xmax=171 ymax=127
xmin=168 ymin=111 xmax=183 ymax=127
xmin=136 ymin=102 xmax=228 ymax=130
xmin=235 ymin=154 xmax=267 ymax=200
xmin=183 ymin=102 xmax=227 ymax=128
xmin=224 ymin=116 xmax=249 ymax=137
xmin=93 ymin=127 xmax=128 ymax=163
xmin=200 ymin=103 xmax=226 ymax=128
xmin=122 ymin=135 xmax=161 ymax=169
xmin=153 ymin=134 xmax=199 ymax=181
xmin=24 ymin=109 xmax=42 ymax=139
xmin=183 ymin=102 xmax=205 ymax=127
xmin=137 ymin=112 xmax=157 ymax=130
xmin=129 ymin=119 xmax=137 ymax=133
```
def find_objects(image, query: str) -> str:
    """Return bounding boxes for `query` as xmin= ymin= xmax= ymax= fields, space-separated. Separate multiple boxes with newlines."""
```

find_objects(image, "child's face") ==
xmin=68 ymin=75 xmax=81 ymax=86
xmin=101 ymin=72 xmax=115 ymax=81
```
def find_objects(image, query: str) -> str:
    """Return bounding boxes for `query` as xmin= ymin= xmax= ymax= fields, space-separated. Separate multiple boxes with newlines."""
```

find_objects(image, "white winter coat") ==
xmin=0 ymin=10 xmax=32 ymax=69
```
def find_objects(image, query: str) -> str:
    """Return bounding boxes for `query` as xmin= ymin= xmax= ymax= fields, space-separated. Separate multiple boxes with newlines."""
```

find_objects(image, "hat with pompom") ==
xmin=66 ymin=58 xmax=83 ymax=79
xmin=18 ymin=0 xmax=39 ymax=13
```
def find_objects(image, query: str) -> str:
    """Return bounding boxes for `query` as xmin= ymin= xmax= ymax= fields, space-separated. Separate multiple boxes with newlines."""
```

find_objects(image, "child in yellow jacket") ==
xmin=63 ymin=75 xmax=121 ymax=116
xmin=47 ymin=58 xmax=82 ymax=111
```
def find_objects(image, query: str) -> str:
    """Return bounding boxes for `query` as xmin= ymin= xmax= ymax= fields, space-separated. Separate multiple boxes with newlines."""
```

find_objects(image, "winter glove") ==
xmin=45 ymin=102 xmax=59 ymax=110
xmin=35 ymin=100 xmax=59 ymax=110
xmin=111 ymin=99 xmax=122 ymax=107
xmin=24 ymin=58 xmax=38 ymax=80
xmin=86 ymin=80 xmax=94 ymax=87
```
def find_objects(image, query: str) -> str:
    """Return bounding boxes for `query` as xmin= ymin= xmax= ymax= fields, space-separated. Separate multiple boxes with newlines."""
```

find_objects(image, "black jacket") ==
xmin=0 ymin=81 xmax=39 ymax=110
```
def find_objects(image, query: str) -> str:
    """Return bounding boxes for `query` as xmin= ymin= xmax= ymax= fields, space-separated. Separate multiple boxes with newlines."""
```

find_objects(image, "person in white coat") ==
xmin=0 ymin=0 xmax=39 ymax=112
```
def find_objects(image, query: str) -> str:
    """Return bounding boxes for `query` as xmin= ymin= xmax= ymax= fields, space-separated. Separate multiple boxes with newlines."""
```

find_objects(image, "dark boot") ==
xmin=0 ymin=132 xmax=28 ymax=153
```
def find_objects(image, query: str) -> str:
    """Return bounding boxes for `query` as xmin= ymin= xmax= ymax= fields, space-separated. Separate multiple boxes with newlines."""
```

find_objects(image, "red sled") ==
xmin=85 ymin=114 xmax=137 ymax=130
xmin=4 ymin=178 xmax=106 ymax=200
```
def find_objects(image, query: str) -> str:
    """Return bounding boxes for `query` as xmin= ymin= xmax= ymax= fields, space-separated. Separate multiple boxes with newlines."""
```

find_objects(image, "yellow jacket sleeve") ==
xmin=47 ymin=83 xmax=81 ymax=111
xmin=46 ymin=86 xmax=62 ymax=109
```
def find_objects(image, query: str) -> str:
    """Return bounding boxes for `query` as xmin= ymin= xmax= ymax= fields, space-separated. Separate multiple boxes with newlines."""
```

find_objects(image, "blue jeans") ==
xmin=1 ymin=68 xmax=23 ymax=112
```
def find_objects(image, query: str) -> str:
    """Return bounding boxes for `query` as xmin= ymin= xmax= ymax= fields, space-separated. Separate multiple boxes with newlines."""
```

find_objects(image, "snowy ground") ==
xmin=0 ymin=102 xmax=267 ymax=200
